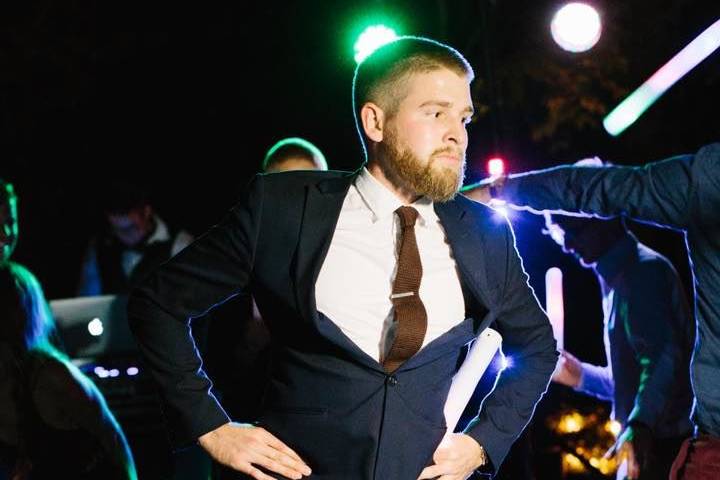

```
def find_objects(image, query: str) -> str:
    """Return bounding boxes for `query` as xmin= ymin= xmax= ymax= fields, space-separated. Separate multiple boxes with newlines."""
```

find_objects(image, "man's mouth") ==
xmin=433 ymin=151 xmax=463 ymax=165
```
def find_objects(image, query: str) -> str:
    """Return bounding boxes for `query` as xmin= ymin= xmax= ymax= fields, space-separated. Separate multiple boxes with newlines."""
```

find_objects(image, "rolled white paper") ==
xmin=545 ymin=267 xmax=564 ymax=352
xmin=444 ymin=328 xmax=503 ymax=433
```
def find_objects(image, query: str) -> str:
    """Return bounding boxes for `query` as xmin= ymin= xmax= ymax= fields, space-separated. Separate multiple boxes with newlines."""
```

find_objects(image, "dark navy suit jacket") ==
xmin=128 ymin=170 xmax=557 ymax=479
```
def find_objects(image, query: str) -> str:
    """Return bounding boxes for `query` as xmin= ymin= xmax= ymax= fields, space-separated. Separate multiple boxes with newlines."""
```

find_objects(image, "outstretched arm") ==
xmin=465 ymin=143 xmax=720 ymax=230
xmin=127 ymin=176 xmax=265 ymax=446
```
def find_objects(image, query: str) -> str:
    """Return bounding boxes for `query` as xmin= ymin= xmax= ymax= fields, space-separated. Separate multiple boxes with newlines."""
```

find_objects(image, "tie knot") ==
xmin=395 ymin=206 xmax=419 ymax=228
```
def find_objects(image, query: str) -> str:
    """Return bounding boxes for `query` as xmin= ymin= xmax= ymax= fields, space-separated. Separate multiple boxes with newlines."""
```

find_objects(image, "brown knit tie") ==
xmin=383 ymin=206 xmax=428 ymax=373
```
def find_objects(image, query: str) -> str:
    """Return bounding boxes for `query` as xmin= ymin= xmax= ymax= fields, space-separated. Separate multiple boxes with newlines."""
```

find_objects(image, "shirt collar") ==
xmin=355 ymin=167 xmax=437 ymax=225
xmin=145 ymin=215 xmax=170 ymax=245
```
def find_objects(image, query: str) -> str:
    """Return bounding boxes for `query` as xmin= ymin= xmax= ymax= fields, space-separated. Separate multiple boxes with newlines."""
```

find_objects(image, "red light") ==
xmin=487 ymin=157 xmax=505 ymax=177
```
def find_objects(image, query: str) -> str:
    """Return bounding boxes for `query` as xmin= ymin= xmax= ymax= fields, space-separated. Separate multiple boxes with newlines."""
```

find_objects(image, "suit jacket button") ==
xmin=387 ymin=375 xmax=398 ymax=386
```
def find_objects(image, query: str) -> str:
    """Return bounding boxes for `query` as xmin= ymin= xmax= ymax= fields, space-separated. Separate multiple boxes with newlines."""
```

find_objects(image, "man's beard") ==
xmin=378 ymin=130 xmax=466 ymax=202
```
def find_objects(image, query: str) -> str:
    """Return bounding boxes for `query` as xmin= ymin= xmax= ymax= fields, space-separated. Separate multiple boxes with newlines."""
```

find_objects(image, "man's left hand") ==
xmin=417 ymin=433 xmax=487 ymax=480
xmin=604 ymin=423 xmax=653 ymax=480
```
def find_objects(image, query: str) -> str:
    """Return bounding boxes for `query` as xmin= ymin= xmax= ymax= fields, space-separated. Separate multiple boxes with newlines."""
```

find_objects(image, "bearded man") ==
xmin=128 ymin=37 xmax=557 ymax=480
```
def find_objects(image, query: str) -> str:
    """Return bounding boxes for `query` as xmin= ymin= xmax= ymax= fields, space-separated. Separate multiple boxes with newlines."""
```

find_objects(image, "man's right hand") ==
xmin=551 ymin=350 xmax=583 ymax=388
xmin=463 ymin=175 xmax=507 ymax=204
xmin=198 ymin=422 xmax=312 ymax=480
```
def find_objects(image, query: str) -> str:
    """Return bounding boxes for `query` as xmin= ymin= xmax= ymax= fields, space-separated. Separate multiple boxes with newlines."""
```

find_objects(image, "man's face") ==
xmin=0 ymin=198 xmax=18 ymax=264
xmin=545 ymin=216 xmax=606 ymax=267
xmin=108 ymin=205 xmax=153 ymax=248
xmin=378 ymin=67 xmax=473 ymax=202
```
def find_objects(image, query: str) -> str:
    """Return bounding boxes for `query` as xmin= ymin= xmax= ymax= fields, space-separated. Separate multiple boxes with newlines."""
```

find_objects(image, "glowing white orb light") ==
xmin=551 ymin=3 xmax=602 ymax=53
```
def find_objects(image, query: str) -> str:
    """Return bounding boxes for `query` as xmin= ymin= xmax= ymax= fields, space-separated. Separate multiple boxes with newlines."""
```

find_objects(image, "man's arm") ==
xmin=128 ymin=176 xmax=313 ymax=479
xmin=623 ymin=261 xmax=691 ymax=431
xmin=463 ymin=219 xmax=559 ymax=471
xmin=603 ymin=260 xmax=692 ymax=480
xmin=552 ymin=350 xmax=615 ymax=401
xmin=576 ymin=362 xmax=614 ymax=401
xmin=466 ymin=143 xmax=720 ymax=230
xmin=127 ymin=176 xmax=265 ymax=446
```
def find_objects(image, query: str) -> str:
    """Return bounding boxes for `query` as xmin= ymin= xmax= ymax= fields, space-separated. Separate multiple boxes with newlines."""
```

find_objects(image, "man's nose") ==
xmin=445 ymin=119 xmax=467 ymax=148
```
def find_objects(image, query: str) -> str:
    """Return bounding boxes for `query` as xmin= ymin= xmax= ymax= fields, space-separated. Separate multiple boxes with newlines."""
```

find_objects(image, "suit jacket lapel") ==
xmin=434 ymin=199 xmax=493 ymax=311
xmin=293 ymin=172 xmax=356 ymax=326
xmin=292 ymin=171 xmax=385 ymax=371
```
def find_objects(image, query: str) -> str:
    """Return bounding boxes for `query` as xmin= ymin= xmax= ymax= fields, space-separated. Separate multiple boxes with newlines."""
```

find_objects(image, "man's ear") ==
xmin=360 ymin=102 xmax=385 ymax=143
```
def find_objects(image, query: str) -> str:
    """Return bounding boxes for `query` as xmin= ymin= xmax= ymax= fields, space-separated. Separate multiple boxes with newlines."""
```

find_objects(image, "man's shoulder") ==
xmin=236 ymin=170 xmax=355 ymax=205
xmin=258 ymin=169 xmax=354 ymax=187
xmin=695 ymin=142 xmax=720 ymax=165
xmin=693 ymin=142 xmax=720 ymax=190
xmin=635 ymin=242 xmax=674 ymax=270
xmin=453 ymin=193 xmax=510 ymax=232
xmin=627 ymin=242 xmax=679 ymax=285
xmin=236 ymin=170 xmax=355 ymax=221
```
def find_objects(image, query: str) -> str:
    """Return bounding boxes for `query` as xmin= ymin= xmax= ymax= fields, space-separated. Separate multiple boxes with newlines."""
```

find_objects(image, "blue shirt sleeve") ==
xmin=577 ymin=362 xmax=614 ymax=401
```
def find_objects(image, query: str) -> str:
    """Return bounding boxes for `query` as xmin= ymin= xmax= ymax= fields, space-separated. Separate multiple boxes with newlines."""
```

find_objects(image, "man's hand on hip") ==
xmin=417 ymin=433 xmax=488 ymax=480
xmin=198 ymin=422 xmax=312 ymax=480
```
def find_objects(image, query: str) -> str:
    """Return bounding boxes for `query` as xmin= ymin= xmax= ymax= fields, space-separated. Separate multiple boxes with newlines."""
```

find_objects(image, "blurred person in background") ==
xmin=0 ymin=261 xmax=136 ymax=479
xmin=545 ymin=213 xmax=693 ymax=479
xmin=77 ymin=180 xmax=193 ymax=296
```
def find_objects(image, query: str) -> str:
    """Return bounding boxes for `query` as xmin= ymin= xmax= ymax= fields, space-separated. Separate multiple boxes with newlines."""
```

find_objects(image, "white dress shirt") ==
xmin=315 ymin=168 xmax=465 ymax=363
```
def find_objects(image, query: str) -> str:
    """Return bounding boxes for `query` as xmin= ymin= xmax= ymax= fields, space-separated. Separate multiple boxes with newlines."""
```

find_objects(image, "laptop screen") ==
xmin=50 ymin=295 xmax=138 ymax=359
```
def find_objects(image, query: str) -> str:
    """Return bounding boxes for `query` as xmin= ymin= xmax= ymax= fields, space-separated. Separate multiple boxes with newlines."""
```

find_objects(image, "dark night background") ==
xmin=2 ymin=1 xmax=719 ymax=476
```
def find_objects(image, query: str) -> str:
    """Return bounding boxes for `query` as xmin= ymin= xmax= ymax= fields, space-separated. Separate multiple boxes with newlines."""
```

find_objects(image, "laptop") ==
xmin=50 ymin=295 xmax=138 ymax=360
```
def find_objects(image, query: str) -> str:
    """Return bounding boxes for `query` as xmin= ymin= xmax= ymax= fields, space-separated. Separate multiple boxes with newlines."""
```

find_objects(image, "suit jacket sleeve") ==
xmin=464 ymin=219 xmax=558 ymax=471
xmin=501 ymin=145 xmax=720 ymax=230
xmin=127 ymin=175 xmax=265 ymax=447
